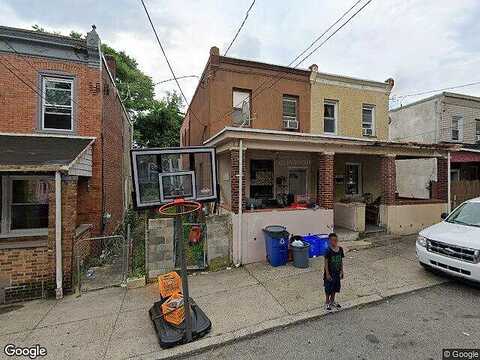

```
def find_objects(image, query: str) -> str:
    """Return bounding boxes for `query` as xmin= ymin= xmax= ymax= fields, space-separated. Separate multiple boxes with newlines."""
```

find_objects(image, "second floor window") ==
xmin=476 ymin=119 xmax=480 ymax=142
xmin=232 ymin=89 xmax=251 ymax=126
xmin=42 ymin=77 xmax=73 ymax=131
xmin=362 ymin=105 xmax=375 ymax=136
xmin=282 ymin=95 xmax=298 ymax=130
xmin=324 ymin=100 xmax=337 ymax=134
xmin=451 ymin=115 xmax=462 ymax=141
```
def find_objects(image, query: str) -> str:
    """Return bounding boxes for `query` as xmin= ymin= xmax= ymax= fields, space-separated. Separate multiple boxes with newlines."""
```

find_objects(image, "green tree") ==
xmin=134 ymin=92 xmax=183 ymax=148
xmin=69 ymin=30 xmax=84 ymax=40
xmin=101 ymin=44 xmax=155 ymax=113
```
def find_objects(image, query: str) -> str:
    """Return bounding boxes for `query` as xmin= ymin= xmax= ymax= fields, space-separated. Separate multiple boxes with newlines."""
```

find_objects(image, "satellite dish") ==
xmin=240 ymin=99 xmax=250 ymax=127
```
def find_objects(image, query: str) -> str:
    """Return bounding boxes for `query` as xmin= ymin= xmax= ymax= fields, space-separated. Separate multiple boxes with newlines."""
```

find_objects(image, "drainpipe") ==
xmin=447 ymin=151 xmax=451 ymax=213
xmin=237 ymin=140 xmax=244 ymax=266
xmin=55 ymin=171 xmax=63 ymax=299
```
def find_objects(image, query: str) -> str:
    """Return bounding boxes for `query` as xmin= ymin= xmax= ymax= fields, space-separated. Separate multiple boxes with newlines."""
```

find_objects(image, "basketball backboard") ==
xmin=131 ymin=147 xmax=217 ymax=209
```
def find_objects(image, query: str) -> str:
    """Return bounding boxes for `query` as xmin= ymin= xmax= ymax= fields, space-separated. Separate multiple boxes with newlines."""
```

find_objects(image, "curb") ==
xmin=135 ymin=279 xmax=448 ymax=360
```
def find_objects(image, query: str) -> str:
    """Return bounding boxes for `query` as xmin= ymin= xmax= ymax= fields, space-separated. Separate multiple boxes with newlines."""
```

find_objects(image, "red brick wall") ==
xmin=0 ymin=243 xmax=52 ymax=302
xmin=436 ymin=157 xmax=448 ymax=201
xmin=101 ymin=62 xmax=126 ymax=234
xmin=182 ymin=49 xmax=311 ymax=146
xmin=0 ymin=177 xmax=78 ymax=302
xmin=230 ymin=149 xmax=246 ymax=213
xmin=318 ymin=153 xmax=334 ymax=209
xmin=0 ymin=52 xmax=104 ymax=235
xmin=380 ymin=155 xmax=396 ymax=205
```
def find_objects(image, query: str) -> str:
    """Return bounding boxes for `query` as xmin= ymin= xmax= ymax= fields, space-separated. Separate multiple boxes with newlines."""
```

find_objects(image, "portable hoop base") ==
xmin=152 ymin=198 xmax=210 ymax=346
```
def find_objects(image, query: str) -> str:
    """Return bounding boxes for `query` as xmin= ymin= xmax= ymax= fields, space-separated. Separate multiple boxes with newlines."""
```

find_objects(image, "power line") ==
xmin=215 ymin=0 xmax=372 ymax=124
xmin=224 ymin=0 xmax=256 ymax=56
xmin=390 ymin=80 xmax=480 ymax=101
xmin=140 ymin=0 xmax=207 ymax=127
xmin=154 ymin=75 xmax=198 ymax=86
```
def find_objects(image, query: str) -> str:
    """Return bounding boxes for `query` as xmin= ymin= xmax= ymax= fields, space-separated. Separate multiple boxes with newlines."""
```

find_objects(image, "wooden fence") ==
xmin=451 ymin=180 xmax=480 ymax=209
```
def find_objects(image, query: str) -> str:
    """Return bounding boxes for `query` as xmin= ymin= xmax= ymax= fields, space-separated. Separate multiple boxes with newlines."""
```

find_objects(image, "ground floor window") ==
xmin=249 ymin=159 xmax=274 ymax=200
xmin=1 ymin=176 xmax=49 ymax=235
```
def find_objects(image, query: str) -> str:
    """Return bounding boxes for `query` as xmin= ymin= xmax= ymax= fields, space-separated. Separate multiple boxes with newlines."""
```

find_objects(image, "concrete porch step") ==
xmin=361 ymin=224 xmax=387 ymax=239
xmin=334 ymin=226 xmax=359 ymax=241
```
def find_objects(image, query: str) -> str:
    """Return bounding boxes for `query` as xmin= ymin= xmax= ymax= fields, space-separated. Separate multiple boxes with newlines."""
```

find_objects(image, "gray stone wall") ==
xmin=147 ymin=218 xmax=174 ymax=279
xmin=206 ymin=214 xmax=232 ymax=266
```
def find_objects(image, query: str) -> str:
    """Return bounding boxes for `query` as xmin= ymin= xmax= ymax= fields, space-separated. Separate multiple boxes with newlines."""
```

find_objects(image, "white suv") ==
xmin=416 ymin=197 xmax=480 ymax=282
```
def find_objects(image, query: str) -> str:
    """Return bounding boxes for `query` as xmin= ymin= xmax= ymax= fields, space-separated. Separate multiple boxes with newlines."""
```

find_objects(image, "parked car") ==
xmin=416 ymin=197 xmax=480 ymax=282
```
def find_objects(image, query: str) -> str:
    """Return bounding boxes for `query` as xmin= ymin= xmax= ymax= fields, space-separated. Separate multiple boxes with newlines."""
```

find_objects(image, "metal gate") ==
xmin=73 ymin=235 xmax=128 ymax=294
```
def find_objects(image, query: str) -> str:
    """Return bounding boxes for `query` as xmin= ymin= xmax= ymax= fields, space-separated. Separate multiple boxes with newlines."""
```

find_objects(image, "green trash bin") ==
xmin=291 ymin=241 xmax=310 ymax=268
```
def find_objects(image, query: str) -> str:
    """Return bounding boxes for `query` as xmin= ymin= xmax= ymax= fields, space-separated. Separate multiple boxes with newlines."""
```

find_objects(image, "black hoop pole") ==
xmin=160 ymin=199 xmax=196 ymax=343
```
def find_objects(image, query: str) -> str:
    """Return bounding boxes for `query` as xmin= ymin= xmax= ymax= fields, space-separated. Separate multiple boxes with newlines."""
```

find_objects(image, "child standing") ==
xmin=324 ymin=233 xmax=344 ymax=311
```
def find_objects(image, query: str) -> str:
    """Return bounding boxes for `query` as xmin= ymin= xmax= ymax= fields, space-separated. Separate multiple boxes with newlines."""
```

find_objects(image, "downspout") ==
xmin=447 ymin=151 xmax=451 ymax=213
xmin=55 ymin=171 xmax=63 ymax=299
xmin=236 ymin=140 xmax=244 ymax=266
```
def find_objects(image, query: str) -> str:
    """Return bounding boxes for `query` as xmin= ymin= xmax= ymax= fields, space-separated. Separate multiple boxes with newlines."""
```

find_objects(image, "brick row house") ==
xmin=0 ymin=26 xmax=132 ymax=302
xmin=181 ymin=47 xmax=457 ymax=264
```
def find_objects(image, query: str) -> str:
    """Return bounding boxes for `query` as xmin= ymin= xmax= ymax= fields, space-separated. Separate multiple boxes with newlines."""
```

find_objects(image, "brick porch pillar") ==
xmin=380 ymin=155 xmax=396 ymax=205
xmin=436 ymin=157 xmax=448 ymax=201
xmin=317 ymin=152 xmax=334 ymax=209
xmin=230 ymin=149 xmax=246 ymax=213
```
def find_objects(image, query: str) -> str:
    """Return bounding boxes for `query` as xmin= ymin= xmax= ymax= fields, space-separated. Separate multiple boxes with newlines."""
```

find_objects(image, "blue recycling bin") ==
xmin=301 ymin=234 xmax=330 ymax=258
xmin=263 ymin=225 xmax=289 ymax=267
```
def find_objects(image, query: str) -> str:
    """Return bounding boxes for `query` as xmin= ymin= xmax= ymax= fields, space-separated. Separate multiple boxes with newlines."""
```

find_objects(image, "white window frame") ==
xmin=362 ymin=104 xmax=375 ymax=136
xmin=288 ymin=167 xmax=308 ymax=197
xmin=344 ymin=162 xmax=362 ymax=196
xmin=41 ymin=76 xmax=74 ymax=131
xmin=232 ymin=89 xmax=251 ymax=126
xmin=324 ymin=100 xmax=337 ymax=135
xmin=451 ymin=115 xmax=463 ymax=142
xmin=0 ymin=176 xmax=50 ymax=238
xmin=282 ymin=96 xmax=299 ymax=130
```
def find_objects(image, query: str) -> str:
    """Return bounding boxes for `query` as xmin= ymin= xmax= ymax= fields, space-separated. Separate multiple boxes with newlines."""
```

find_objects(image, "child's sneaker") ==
xmin=325 ymin=303 xmax=332 ymax=311
xmin=331 ymin=301 xmax=342 ymax=309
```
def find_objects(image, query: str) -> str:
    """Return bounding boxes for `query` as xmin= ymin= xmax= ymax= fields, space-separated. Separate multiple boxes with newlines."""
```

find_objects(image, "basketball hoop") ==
xmin=158 ymin=198 xmax=202 ymax=217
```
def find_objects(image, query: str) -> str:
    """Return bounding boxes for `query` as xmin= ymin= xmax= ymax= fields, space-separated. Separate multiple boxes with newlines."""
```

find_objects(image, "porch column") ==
xmin=230 ymin=148 xmax=246 ymax=213
xmin=436 ymin=157 xmax=448 ymax=202
xmin=317 ymin=152 xmax=334 ymax=209
xmin=380 ymin=154 xmax=396 ymax=205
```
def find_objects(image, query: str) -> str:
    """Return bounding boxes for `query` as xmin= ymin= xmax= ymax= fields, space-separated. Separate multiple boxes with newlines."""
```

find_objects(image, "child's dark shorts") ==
xmin=324 ymin=274 xmax=341 ymax=294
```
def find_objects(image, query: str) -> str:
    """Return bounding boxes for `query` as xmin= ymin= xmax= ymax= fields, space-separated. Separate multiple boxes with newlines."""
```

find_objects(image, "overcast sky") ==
xmin=2 ymin=0 xmax=480 ymax=108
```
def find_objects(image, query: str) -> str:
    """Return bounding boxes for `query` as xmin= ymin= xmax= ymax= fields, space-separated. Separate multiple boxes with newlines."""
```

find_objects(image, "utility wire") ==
xmin=154 ymin=75 xmax=198 ymax=86
xmin=216 ymin=0 xmax=372 ymax=124
xmin=224 ymin=0 xmax=256 ymax=56
xmin=391 ymin=80 xmax=480 ymax=101
xmin=140 ymin=0 xmax=207 ymax=127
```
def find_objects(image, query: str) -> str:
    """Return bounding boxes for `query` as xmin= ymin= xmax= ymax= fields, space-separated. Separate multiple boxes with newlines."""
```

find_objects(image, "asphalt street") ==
xmin=189 ymin=282 xmax=480 ymax=360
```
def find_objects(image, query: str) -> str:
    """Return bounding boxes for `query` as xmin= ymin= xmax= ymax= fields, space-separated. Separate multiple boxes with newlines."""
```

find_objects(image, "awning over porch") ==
xmin=451 ymin=150 xmax=480 ymax=163
xmin=0 ymin=133 xmax=95 ymax=175
xmin=204 ymin=127 xmax=459 ymax=158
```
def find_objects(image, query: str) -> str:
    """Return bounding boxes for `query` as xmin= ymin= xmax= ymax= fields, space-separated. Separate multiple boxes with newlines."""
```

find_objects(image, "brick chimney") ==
xmin=105 ymin=54 xmax=117 ymax=80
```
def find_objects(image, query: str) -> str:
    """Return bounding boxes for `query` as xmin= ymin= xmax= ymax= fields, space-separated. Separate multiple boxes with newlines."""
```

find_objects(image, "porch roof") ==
xmin=0 ymin=133 xmax=95 ymax=174
xmin=204 ymin=127 xmax=459 ymax=158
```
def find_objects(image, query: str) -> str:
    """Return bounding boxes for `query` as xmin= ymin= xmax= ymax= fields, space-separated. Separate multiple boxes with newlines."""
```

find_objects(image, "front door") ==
xmin=345 ymin=163 xmax=362 ymax=196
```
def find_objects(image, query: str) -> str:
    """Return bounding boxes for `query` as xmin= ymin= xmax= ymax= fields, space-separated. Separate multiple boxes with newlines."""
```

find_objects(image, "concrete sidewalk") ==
xmin=0 ymin=235 xmax=448 ymax=360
